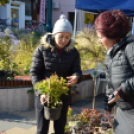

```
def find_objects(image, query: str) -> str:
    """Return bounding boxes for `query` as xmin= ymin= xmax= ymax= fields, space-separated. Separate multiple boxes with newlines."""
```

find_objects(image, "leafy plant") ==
xmin=0 ymin=29 xmax=44 ymax=77
xmin=12 ymin=31 xmax=44 ymax=76
xmin=34 ymin=74 xmax=69 ymax=108
xmin=0 ymin=35 xmax=13 ymax=71
xmin=67 ymin=108 xmax=102 ymax=126
xmin=68 ymin=107 xmax=73 ymax=116
xmin=77 ymin=108 xmax=102 ymax=127
xmin=7 ymin=76 xmax=14 ymax=81
xmin=75 ymin=28 xmax=106 ymax=71
xmin=66 ymin=107 xmax=114 ymax=133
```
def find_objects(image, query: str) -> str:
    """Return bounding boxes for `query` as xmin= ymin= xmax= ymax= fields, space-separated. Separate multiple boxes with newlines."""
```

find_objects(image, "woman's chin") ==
xmin=59 ymin=45 xmax=66 ymax=49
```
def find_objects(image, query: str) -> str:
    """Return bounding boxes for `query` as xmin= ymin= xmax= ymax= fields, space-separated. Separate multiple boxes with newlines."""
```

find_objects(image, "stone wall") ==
xmin=0 ymin=79 xmax=106 ymax=112
xmin=72 ymin=79 xmax=106 ymax=102
xmin=0 ymin=87 xmax=34 ymax=113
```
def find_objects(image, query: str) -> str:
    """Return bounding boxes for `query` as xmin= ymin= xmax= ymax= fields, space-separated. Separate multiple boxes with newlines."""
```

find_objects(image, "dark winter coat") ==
xmin=105 ymin=35 xmax=134 ymax=110
xmin=30 ymin=33 xmax=82 ymax=98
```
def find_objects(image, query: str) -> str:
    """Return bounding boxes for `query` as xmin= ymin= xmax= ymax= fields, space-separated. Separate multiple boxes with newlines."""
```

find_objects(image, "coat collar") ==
xmin=109 ymin=34 xmax=134 ymax=57
xmin=40 ymin=33 xmax=76 ymax=52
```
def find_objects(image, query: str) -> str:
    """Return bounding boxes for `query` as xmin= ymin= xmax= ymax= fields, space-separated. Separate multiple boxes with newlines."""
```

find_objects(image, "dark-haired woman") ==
xmin=94 ymin=10 xmax=134 ymax=134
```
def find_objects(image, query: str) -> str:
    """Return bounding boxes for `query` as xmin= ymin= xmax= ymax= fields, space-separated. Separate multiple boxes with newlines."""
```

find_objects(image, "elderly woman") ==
xmin=94 ymin=10 xmax=134 ymax=134
xmin=30 ymin=15 xmax=82 ymax=134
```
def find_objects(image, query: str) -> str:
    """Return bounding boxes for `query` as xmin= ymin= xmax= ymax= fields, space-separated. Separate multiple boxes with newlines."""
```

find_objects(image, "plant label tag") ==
xmin=69 ymin=121 xmax=76 ymax=127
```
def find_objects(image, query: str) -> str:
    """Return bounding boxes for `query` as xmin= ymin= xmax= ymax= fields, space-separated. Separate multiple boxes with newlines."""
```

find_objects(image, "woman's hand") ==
xmin=40 ymin=95 xmax=47 ymax=105
xmin=66 ymin=75 xmax=79 ymax=86
xmin=108 ymin=91 xmax=121 ymax=104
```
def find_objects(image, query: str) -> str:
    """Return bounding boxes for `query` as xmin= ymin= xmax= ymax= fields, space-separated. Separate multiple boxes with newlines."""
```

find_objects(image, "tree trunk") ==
xmin=92 ymin=77 xmax=97 ymax=109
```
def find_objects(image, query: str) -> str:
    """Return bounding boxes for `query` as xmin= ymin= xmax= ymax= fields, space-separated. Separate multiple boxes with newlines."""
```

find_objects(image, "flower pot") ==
xmin=0 ymin=70 xmax=14 ymax=81
xmin=44 ymin=106 xmax=62 ymax=121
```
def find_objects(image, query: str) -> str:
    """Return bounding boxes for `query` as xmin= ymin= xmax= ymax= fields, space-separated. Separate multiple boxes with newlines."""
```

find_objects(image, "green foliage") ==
xmin=0 ymin=0 xmax=9 ymax=6
xmin=75 ymin=28 xmax=106 ymax=71
xmin=79 ymin=108 xmax=102 ymax=126
xmin=0 ymin=30 xmax=44 ymax=76
xmin=34 ymin=74 xmax=69 ymax=108
xmin=64 ymin=124 xmax=71 ymax=133
xmin=67 ymin=107 xmax=73 ymax=116
xmin=12 ymin=43 xmax=35 ymax=76
xmin=0 ymin=36 xmax=13 ymax=71
xmin=13 ymin=30 xmax=44 ymax=47
xmin=11 ymin=31 xmax=43 ymax=76
xmin=106 ymin=128 xmax=113 ymax=134
xmin=7 ymin=76 xmax=14 ymax=81
xmin=66 ymin=108 xmax=114 ymax=133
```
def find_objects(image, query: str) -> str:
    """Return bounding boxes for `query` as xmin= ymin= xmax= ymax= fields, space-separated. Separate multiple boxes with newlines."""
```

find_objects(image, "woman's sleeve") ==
xmin=71 ymin=50 xmax=82 ymax=83
xmin=30 ymin=45 xmax=44 ymax=86
xmin=120 ymin=43 xmax=134 ymax=97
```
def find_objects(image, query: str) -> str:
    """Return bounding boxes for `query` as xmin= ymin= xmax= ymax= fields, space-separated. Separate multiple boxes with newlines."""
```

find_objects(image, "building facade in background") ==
xmin=0 ymin=0 xmax=96 ymax=31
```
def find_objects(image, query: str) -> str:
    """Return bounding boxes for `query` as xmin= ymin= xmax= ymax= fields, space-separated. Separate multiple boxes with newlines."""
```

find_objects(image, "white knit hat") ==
xmin=52 ymin=14 xmax=72 ymax=35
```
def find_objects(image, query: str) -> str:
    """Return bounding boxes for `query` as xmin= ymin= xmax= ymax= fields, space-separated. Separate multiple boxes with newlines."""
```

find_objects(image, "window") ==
xmin=68 ymin=12 xmax=75 ymax=30
xmin=12 ymin=0 xmax=32 ymax=16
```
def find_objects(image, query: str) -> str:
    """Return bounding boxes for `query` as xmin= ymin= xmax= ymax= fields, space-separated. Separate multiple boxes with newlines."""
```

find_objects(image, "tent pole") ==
xmin=73 ymin=9 xmax=77 ymax=38
xmin=80 ymin=10 xmax=82 ymax=31
xmin=132 ymin=17 xmax=134 ymax=34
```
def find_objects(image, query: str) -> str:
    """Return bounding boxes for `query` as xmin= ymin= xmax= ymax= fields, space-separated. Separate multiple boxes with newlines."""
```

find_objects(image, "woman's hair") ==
xmin=94 ymin=10 xmax=131 ymax=39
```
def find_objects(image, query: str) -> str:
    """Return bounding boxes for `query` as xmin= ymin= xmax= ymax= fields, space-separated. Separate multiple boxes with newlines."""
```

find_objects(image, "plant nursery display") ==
xmin=65 ymin=108 xmax=114 ymax=134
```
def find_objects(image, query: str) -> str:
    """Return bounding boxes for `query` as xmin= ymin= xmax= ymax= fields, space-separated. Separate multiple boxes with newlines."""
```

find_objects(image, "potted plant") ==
xmin=0 ymin=29 xmax=20 ymax=82
xmin=34 ymin=74 xmax=69 ymax=121
xmin=66 ymin=108 xmax=103 ymax=134
xmin=66 ymin=107 xmax=114 ymax=133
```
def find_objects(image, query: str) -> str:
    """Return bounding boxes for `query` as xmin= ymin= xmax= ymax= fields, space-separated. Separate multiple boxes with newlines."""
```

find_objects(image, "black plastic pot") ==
xmin=44 ymin=106 xmax=62 ymax=121
xmin=0 ymin=70 xmax=14 ymax=81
